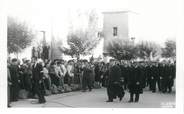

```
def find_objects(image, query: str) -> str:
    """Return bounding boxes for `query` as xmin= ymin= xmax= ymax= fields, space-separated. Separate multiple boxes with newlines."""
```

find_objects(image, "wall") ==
xmin=103 ymin=12 xmax=129 ymax=53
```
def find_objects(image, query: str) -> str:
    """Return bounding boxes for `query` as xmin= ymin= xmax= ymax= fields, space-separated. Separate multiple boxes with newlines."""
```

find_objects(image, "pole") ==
xmin=40 ymin=31 xmax=46 ymax=46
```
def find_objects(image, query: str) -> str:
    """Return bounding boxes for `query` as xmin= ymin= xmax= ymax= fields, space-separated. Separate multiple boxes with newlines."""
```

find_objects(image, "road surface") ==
xmin=10 ymin=88 xmax=175 ymax=108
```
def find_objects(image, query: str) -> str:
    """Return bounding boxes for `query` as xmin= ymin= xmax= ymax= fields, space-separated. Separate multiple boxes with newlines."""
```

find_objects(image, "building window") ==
xmin=113 ymin=27 xmax=118 ymax=36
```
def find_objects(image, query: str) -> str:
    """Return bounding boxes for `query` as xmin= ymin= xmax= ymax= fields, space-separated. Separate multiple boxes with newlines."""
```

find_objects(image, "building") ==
xmin=102 ymin=11 xmax=138 ymax=55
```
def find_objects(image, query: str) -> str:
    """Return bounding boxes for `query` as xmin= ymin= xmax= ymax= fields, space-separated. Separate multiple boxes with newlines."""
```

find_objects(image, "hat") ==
xmin=37 ymin=59 xmax=43 ymax=63
xmin=11 ymin=58 xmax=17 ymax=62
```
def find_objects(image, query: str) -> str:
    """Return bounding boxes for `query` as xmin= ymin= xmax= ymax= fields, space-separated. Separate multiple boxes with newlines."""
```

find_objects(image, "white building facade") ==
xmin=102 ymin=11 xmax=138 ymax=54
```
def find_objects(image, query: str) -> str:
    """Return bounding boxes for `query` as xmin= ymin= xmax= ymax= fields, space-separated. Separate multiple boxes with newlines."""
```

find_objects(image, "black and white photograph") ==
xmin=1 ymin=0 xmax=184 ymax=111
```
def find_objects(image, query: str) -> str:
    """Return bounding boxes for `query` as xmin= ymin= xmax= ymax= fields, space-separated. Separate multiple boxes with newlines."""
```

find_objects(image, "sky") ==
xmin=7 ymin=0 xmax=177 ymax=59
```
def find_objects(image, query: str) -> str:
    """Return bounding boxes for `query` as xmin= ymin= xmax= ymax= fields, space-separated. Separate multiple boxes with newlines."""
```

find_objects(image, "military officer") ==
xmin=127 ymin=62 xmax=143 ymax=103
xmin=106 ymin=59 xmax=124 ymax=102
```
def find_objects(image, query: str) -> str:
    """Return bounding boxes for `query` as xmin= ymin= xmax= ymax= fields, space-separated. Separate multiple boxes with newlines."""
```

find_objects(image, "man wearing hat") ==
xmin=127 ymin=62 xmax=143 ymax=103
xmin=106 ymin=59 xmax=124 ymax=102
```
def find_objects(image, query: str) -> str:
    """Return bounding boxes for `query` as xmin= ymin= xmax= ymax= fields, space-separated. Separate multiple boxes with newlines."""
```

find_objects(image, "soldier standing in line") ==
xmin=120 ymin=62 xmax=126 ymax=89
xmin=166 ymin=62 xmax=175 ymax=93
xmin=139 ymin=62 xmax=146 ymax=89
xmin=160 ymin=62 xmax=167 ymax=93
xmin=150 ymin=62 xmax=157 ymax=93
xmin=123 ymin=62 xmax=129 ymax=90
xmin=146 ymin=62 xmax=152 ymax=90
xmin=106 ymin=59 xmax=124 ymax=102
xmin=144 ymin=62 xmax=149 ymax=88
xmin=127 ymin=62 xmax=143 ymax=103
xmin=157 ymin=62 xmax=163 ymax=92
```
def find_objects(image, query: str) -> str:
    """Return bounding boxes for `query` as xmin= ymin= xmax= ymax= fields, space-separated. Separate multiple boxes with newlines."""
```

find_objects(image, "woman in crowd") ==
xmin=43 ymin=62 xmax=51 ymax=90
xmin=49 ymin=61 xmax=58 ymax=86
xmin=82 ymin=60 xmax=93 ymax=92
xmin=66 ymin=60 xmax=74 ymax=86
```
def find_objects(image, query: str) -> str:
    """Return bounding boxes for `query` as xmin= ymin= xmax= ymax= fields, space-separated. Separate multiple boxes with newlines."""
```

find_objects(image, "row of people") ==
xmin=7 ymin=57 xmax=175 ymax=105
xmin=105 ymin=60 xmax=176 ymax=102
xmin=119 ymin=61 xmax=176 ymax=93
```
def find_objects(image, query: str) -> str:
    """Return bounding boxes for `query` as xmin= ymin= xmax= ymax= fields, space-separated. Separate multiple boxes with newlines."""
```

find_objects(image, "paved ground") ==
xmin=10 ymin=87 xmax=175 ymax=108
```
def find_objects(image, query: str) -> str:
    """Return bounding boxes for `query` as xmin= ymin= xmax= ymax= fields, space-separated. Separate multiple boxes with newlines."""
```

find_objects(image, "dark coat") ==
xmin=108 ymin=65 xmax=121 ymax=84
xmin=32 ymin=63 xmax=46 ymax=103
xmin=9 ymin=65 xmax=19 ymax=87
xmin=107 ymin=65 xmax=124 ymax=100
xmin=120 ymin=65 xmax=128 ymax=80
xmin=32 ymin=63 xmax=43 ymax=83
xmin=127 ymin=66 xmax=143 ymax=94
xmin=82 ymin=66 xmax=93 ymax=89
xmin=94 ymin=65 xmax=101 ymax=82
xmin=139 ymin=66 xmax=146 ymax=88
xmin=83 ymin=67 xmax=93 ymax=78
xmin=9 ymin=64 xmax=20 ymax=101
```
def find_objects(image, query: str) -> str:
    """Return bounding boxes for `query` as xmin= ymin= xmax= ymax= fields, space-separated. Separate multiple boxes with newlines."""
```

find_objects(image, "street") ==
xmin=10 ymin=88 xmax=175 ymax=108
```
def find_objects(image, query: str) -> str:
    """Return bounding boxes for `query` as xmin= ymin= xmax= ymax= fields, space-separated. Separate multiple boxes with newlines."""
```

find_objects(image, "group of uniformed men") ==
xmin=106 ymin=59 xmax=176 ymax=103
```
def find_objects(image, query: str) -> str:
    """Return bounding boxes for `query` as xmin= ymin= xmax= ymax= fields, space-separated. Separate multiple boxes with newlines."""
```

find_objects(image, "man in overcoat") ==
xmin=32 ymin=58 xmax=46 ymax=103
xmin=9 ymin=58 xmax=20 ymax=102
xmin=127 ymin=63 xmax=143 ymax=103
xmin=106 ymin=59 xmax=124 ymax=102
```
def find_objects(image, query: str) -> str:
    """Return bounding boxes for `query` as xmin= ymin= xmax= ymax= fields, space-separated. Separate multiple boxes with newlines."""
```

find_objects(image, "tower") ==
xmin=102 ymin=11 xmax=137 ymax=55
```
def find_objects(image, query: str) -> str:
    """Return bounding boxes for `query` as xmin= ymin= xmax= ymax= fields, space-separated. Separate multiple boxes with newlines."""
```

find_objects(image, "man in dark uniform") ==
xmin=170 ymin=62 xmax=176 ymax=92
xmin=150 ymin=62 xmax=158 ymax=93
xmin=127 ymin=62 xmax=143 ymax=103
xmin=146 ymin=62 xmax=152 ymax=90
xmin=157 ymin=62 xmax=163 ymax=92
xmin=106 ymin=59 xmax=124 ymax=102
xmin=166 ymin=62 xmax=175 ymax=93
xmin=32 ymin=57 xmax=46 ymax=103
xmin=120 ymin=62 xmax=128 ymax=90
xmin=139 ymin=62 xmax=146 ymax=89
xmin=9 ymin=58 xmax=20 ymax=102
xmin=160 ymin=62 xmax=167 ymax=93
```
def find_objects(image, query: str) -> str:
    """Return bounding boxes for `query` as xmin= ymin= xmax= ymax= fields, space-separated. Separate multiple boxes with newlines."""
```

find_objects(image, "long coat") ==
xmin=127 ymin=66 xmax=143 ymax=94
xmin=94 ymin=65 xmax=101 ymax=82
xmin=32 ymin=63 xmax=43 ymax=83
xmin=82 ymin=66 xmax=93 ymax=89
xmin=32 ymin=63 xmax=46 ymax=102
xmin=9 ymin=65 xmax=19 ymax=88
xmin=107 ymin=65 xmax=124 ymax=99
xmin=108 ymin=65 xmax=122 ymax=85
xmin=9 ymin=64 xmax=20 ymax=101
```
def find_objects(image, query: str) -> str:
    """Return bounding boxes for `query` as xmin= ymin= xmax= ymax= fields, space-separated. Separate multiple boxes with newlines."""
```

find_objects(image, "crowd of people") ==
xmin=7 ymin=56 xmax=176 ymax=106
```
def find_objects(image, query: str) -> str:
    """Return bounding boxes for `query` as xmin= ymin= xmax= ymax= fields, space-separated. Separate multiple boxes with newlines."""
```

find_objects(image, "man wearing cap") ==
xmin=127 ymin=63 xmax=143 ymax=103
xmin=106 ymin=59 xmax=124 ymax=102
